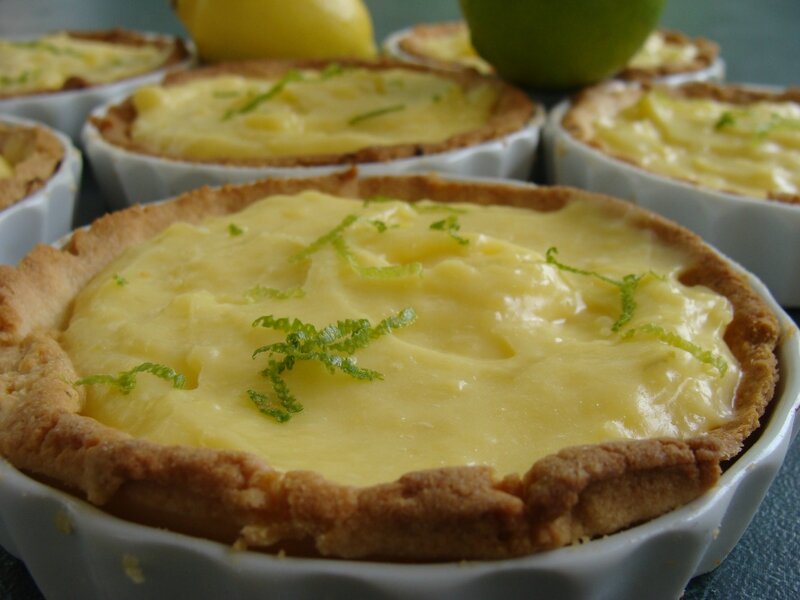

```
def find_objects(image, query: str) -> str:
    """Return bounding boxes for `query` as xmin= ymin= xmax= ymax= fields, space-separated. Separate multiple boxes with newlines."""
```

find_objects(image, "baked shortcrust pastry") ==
xmin=392 ymin=21 xmax=494 ymax=74
xmin=0 ymin=29 xmax=189 ymax=99
xmin=89 ymin=58 xmax=536 ymax=167
xmin=0 ymin=121 xmax=64 ymax=210
xmin=0 ymin=171 xmax=779 ymax=560
xmin=616 ymin=29 xmax=720 ymax=81
xmin=562 ymin=82 xmax=800 ymax=203
xmin=390 ymin=23 xmax=719 ymax=82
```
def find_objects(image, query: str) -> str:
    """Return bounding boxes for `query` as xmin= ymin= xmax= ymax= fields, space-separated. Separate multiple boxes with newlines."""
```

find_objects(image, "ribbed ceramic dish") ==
xmin=0 ymin=180 xmax=797 ymax=600
xmin=543 ymin=91 xmax=800 ymax=307
xmin=0 ymin=114 xmax=82 ymax=265
xmin=82 ymin=101 xmax=545 ymax=208
xmin=0 ymin=32 xmax=194 ymax=142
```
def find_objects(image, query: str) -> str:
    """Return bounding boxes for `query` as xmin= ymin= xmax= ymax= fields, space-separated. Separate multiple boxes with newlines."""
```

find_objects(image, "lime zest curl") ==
xmin=429 ymin=215 xmax=469 ymax=246
xmin=249 ymin=308 xmax=417 ymax=422
xmin=348 ymin=104 xmax=406 ymax=125
xmin=622 ymin=324 xmax=729 ymax=376
xmin=222 ymin=68 xmax=304 ymax=120
xmin=245 ymin=286 xmax=305 ymax=302
xmin=75 ymin=362 xmax=186 ymax=395
xmin=289 ymin=214 xmax=359 ymax=263
xmin=544 ymin=246 xmax=727 ymax=375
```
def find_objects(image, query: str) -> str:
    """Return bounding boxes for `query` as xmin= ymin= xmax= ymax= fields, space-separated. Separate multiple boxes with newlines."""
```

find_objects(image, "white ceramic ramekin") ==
xmin=82 ymin=101 xmax=544 ymax=209
xmin=0 ymin=177 xmax=797 ymax=600
xmin=0 ymin=32 xmax=194 ymax=142
xmin=0 ymin=115 xmax=82 ymax=265
xmin=544 ymin=95 xmax=800 ymax=308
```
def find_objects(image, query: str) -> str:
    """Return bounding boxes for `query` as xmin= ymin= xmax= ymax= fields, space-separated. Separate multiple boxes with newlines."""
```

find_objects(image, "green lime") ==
xmin=459 ymin=0 xmax=667 ymax=90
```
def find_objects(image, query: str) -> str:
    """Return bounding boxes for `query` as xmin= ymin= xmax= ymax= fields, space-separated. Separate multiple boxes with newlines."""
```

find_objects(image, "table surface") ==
xmin=1 ymin=1 xmax=799 ymax=599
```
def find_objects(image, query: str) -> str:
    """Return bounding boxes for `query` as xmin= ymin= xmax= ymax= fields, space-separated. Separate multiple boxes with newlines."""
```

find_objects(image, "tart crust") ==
xmin=616 ymin=29 xmax=720 ymax=81
xmin=0 ymin=28 xmax=190 ymax=100
xmin=562 ymin=81 xmax=800 ymax=205
xmin=395 ymin=21 xmax=492 ymax=74
xmin=0 ymin=170 xmax=780 ymax=560
xmin=0 ymin=121 xmax=64 ymax=210
xmin=89 ymin=58 xmax=537 ymax=168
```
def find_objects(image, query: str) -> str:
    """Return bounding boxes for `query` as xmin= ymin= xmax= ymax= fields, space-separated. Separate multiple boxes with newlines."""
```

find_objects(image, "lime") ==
xmin=173 ymin=0 xmax=377 ymax=63
xmin=459 ymin=0 xmax=667 ymax=90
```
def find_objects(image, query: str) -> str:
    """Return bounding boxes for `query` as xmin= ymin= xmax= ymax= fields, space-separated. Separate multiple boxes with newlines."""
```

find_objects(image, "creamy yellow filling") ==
xmin=409 ymin=26 xmax=493 ymax=74
xmin=592 ymin=90 xmax=800 ymax=198
xmin=0 ymin=33 xmax=171 ymax=95
xmin=63 ymin=191 xmax=739 ymax=487
xmin=628 ymin=31 xmax=699 ymax=70
xmin=129 ymin=67 xmax=499 ymax=160
xmin=0 ymin=155 xmax=12 ymax=179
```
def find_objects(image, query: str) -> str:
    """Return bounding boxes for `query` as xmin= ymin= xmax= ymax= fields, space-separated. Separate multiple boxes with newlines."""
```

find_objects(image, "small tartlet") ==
xmin=82 ymin=58 xmax=543 ymax=206
xmin=0 ymin=170 xmax=780 ymax=564
xmin=0 ymin=115 xmax=82 ymax=265
xmin=0 ymin=120 xmax=64 ymax=210
xmin=384 ymin=23 xmax=724 ymax=84
xmin=545 ymin=81 xmax=800 ymax=306
xmin=0 ymin=29 xmax=192 ymax=140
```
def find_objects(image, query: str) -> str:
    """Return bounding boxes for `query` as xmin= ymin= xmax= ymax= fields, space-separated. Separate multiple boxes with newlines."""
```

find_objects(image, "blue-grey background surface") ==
xmin=0 ymin=1 xmax=798 ymax=598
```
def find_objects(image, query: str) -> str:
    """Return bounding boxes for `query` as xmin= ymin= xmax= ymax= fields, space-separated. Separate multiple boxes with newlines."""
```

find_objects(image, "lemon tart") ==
xmin=0 ymin=29 xmax=190 ymax=99
xmin=89 ymin=58 xmax=535 ymax=167
xmin=0 ymin=171 xmax=779 ymax=560
xmin=0 ymin=121 xmax=64 ymax=210
xmin=561 ymin=82 xmax=800 ymax=203
xmin=387 ymin=23 xmax=721 ymax=83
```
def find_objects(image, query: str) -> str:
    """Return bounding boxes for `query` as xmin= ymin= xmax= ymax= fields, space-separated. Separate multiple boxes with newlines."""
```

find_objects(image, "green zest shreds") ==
xmin=370 ymin=219 xmax=390 ymax=233
xmin=75 ymin=362 xmax=186 ymax=395
xmin=545 ymin=246 xmax=647 ymax=332
xmin=11 ymin=40 xmax=83 ymax=57
xmin=228 ymin=223 xmax=245 ymax=236
xmin=289 ymin=214 xmax=359 ymax=262
xmin=245 ymin=286 xmax=305 ymax=302
xmin=347 ymin=104 xmax=406 ymax=125
xmin=713 ymin=109 xmax=800 ymax=139
xmin=113 ymin=274 xmax=128 ymax=287
xmin=222 ymin=64 xmax=347 ymax=121
xmin=222 ymin=69 xmax=304 ymax=120
xmin=622 ymin=324 xmax=728 ymax=376
xmin=429 ymin=215 xmax=469 ymax=246
xmin=714 ymin=111 xmax=736 ymax=131
xmin=289 ymin=213 xmax=422 ymax=279
xmin=0 ymin=71 xmax=33 ymax=87
xmin=545 ymin=246 xmax=728 ymax=375
xmin=248 ymin=308 xmax=417 ymax=422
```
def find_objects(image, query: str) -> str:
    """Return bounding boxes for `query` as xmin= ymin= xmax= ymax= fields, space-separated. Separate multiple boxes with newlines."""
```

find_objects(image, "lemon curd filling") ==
xmin=0 ymin=33 xmax=171 ymax=95
xmin=63 ymin=191 xmax=739 ymax=487
xmin=0 ymin=155 xmax=12 ymax=179
xmin=129 ymin=67 xmax=500 ymax=160
xmin=628 ymin=31 xmax=699 ymax=70
xmin=592 ymin=90 xmax=800 ymax=198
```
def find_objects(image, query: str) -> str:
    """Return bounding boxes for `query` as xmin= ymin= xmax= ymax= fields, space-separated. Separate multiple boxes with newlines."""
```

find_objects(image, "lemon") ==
xmin=173 ymin=0 xmax=377 ymax=62
xmin=459 ymin=0 xmax=666 ymax=90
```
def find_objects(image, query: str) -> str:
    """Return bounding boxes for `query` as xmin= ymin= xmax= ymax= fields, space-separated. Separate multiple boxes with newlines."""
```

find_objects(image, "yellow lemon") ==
xmin=173 ymin=0 xmax=377 ymax=62
xmin=459 ymin=0 xmax=666 ymax=90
